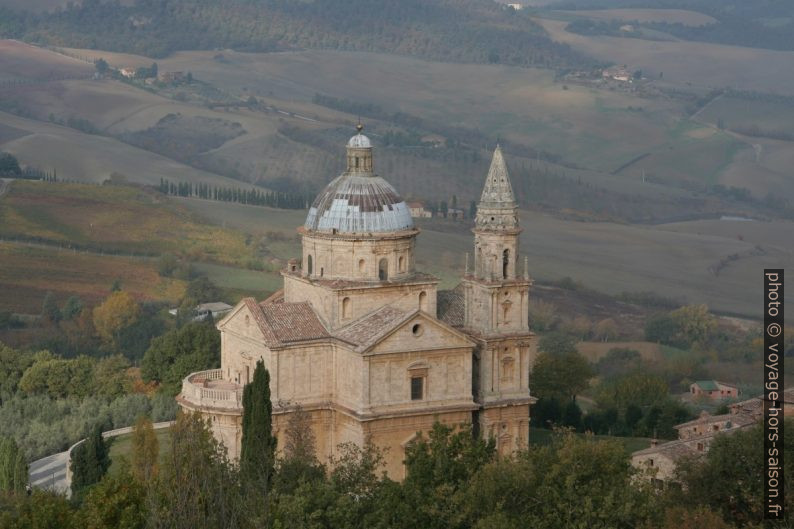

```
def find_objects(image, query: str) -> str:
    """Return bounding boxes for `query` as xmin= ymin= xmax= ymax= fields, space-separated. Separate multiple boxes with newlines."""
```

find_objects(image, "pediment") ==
xmin=216 ymin=298 xmax=274 ymax=344
xmin=366 ymin=311 xmax=475 ymax=355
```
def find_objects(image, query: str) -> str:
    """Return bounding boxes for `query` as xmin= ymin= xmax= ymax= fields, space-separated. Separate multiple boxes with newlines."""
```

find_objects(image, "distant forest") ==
xmin=0 ymin=0 xmax=593 ymax=68
xmin=556 ymin=0 xmax=794 ymax=51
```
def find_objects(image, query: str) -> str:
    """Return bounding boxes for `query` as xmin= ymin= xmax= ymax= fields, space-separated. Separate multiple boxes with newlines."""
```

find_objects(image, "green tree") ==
xmin=141 ymin=321 xmax=220 ymax=394
xmin=531 ymin=397 xmax=562 ymax=429
xmin=0 ymin=436 xmax=27 ymax=493
xmin=18 ymin=355 xmax=96 ymax=398
xmin=0 ymin=490 xmax=75 ymax=528
xmin=94 ymin=58 xmax=108 ymax=74
xmin=41 ymin=292 xmax=61 ymax=324
xmin=93 ymin=291 xmax=141 ymax=347
xmin=561 ymin=400 xmax=583 ymax=431
xmin=644 ymin=312 xmax=680 ymax=345
xmin=461 ymin=433 xmax=658 ymax=528
xmin=0 ymin=152 xmax=21 ymax=175
xmin=594 ymin=372 xmax=669 ymax=412
xmin=180 ymin=276 xmax=220 ymax=310
xmin=596 ymin=347 xmax=643 ymax=378
xmin=670 ymin=304 xmax=716 ymax=347
xmin=673 ymin=421 xmax=794 ymax=527
xmin=71 ymin=426 xmax=110 ymax=498
xmin=76 ymin=463 xmax=146 ymax=529
xmin=131 ymin=416 xmax=159 ymax=483
xmin=537 ymin=331 xmax=577 ymax=355
xmin=240 ymin=360 xmax=277 ymax=509
xmin=61 ymin=296 xmax=83 ymax=321
xmin=530 ymin=350 xmax=594 ymax=401
xmin=274 ymin=405 xmax=324 ymax=494
xmin=148 ymin=412 xmax=243 ymax=529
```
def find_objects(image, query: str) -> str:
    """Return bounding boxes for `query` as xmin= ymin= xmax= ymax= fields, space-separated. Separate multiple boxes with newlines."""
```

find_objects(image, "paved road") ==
xmin=28 ymin=450 xmax=69 ymax=494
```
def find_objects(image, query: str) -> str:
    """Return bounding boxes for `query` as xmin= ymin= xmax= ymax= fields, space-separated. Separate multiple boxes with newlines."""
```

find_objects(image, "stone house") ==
xmin=690 ymin=380 xmax=739 ymax=400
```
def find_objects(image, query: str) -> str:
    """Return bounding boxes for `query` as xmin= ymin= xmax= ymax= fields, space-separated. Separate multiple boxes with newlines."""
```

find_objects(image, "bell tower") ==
xmin=463 ymin=146 xmax=534 ymax=455
xmin=465 ymin=146 xmax=529 ymax=333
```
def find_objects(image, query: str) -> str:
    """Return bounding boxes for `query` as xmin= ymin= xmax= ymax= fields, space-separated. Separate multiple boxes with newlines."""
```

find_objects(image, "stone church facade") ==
xmin=178 ymin=128 xmax=536 ymax=478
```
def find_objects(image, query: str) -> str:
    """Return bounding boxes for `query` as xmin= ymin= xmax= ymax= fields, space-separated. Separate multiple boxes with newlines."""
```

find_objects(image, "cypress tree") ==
xmin=240 ymin=359 xmax=276 ymax=496
xmin=0 ymin=436 xmax=27 ymax=493
xmin=71 ymin=426 xmax=110 ymax=497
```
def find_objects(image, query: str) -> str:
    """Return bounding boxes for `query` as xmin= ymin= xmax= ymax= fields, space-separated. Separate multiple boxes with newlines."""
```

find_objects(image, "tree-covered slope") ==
xmin=1 ymin=0 xmax=593 ymax=67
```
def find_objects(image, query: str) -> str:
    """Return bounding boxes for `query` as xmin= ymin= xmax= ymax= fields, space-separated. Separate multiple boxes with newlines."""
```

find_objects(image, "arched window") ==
xmin=398 ymin=255 xmax=405 ymax=272
xmin=503 ymin=304 xmax=510 ymax=321
xmin=307 ymin=254 xmax=313 ymax=275
xmin=419 ymin=291 xmax=427 ymax=312
xmin=355 ymin=156 xmax=360 ymax=169
xmin=502 ymin=248 xmax=510 ymax=279
xmin=378 ymin=258 xmax=389 ymax=280
xmin=342 ymin=297 xmax=351 ymax=319
xmin=358 ymin=259 xmax=366 ymax=274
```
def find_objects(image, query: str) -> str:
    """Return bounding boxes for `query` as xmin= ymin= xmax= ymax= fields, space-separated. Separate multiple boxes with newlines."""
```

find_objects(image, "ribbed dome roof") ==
xmin=304 ymin=174 xmax=414 ymax=234
xmin=347 ymin=133 xmax=372 ymax=148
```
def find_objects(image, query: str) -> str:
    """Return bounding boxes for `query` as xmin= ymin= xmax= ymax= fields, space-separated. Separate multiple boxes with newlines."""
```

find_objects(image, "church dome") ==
xmin=347 ymin=133 xmax=372 ymax=148
xmin=304 ymin=174 xmax=413 ymax=233
xmin=304 ymin=127 xmax=414 ymax=234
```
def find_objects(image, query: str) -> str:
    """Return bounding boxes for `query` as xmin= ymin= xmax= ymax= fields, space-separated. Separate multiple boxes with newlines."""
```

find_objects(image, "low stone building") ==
xmin=632 ymin=388 xmax=794 ymax=482
xmin=689 ymin=380 xmax=739 ymax=400
xmin=178 ymin=129 xmax=536 ymax=478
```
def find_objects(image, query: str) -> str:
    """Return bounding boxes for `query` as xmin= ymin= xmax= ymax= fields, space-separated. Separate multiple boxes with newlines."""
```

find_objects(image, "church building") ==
xmin=177 ymin=126 xmax=536 ymax=478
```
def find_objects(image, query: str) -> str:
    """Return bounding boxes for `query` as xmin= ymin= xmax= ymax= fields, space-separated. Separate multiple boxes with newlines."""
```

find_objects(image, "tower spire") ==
xmin=475 ymin=146 xmax=518 ymax=231
xmin=479 ymin=145 xmax=516 ymax=207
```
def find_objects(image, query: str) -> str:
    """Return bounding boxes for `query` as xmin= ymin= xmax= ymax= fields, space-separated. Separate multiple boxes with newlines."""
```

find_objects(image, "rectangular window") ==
xmin=410 ymin=376 xmax=424 ymax=400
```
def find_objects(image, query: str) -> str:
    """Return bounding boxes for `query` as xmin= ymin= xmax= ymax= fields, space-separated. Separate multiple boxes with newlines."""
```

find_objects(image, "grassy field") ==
xmin=0 ymin=180 xmax=256 ymax=264
xmin=108 ymin=427 xmax=172 ymax=477
xmin=0 ymin=111 xmax=256 ymax=188
xmin=0 ymin=40 xmax=91 ymax=82
xmin=0 ymin=242 xmax=184 ymax=313
xmin=698 ymin=96 xmax=794 ymax=138
xmin=529 ymin=427 xmax=652 ymax=455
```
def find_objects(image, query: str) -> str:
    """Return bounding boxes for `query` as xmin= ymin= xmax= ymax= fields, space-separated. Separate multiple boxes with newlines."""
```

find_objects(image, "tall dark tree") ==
xmin=0 ymin=436 xmax=27 ymax=493
xmin=240 ymin=360 xmax=277 ymax=500
xmin=71 ymin=426 xmax=110 ymax=498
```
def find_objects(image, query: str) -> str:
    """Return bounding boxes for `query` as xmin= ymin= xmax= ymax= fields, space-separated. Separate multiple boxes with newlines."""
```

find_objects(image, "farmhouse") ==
xmin=689 ymin=380 xmax=739 ymax=400
xmin=119 ymin=67 xmax=136 ymax=78
xmin=177 ymin=127 xmax=536 ymax=478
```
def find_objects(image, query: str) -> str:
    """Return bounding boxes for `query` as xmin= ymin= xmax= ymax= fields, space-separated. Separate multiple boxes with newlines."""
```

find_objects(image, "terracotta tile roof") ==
xmin=243 ymin=297 xmax=278 ymax=345
xmin=260 ymin=301 xmax=329 ymax=344
xmin=243 ymin=297 xmax=328 ymax=347
xmin=334 ymin=306 xmax=410 ymax=351
xmin=438 ymin=284 xmax=465 ymax=328
xmin=262 ymin=289 xmax=284 ymax=304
